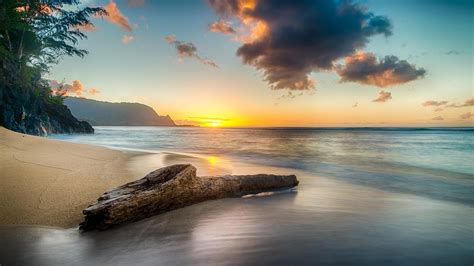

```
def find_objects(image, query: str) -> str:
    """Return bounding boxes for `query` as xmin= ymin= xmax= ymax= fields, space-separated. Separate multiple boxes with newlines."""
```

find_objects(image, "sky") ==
xmin=47 ymin=0 xmax=473 ymax=127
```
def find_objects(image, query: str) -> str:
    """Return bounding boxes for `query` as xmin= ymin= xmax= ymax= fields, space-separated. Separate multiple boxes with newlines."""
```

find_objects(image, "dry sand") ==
xmin=0 ymin=127 xmax=138 ymax=228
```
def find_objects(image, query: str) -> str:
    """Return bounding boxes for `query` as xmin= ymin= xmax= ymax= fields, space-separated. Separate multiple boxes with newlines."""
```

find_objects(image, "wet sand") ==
xmin=1 ymin=127 xmax=472 ymax=264
xmin=0 ymin=127 xmax=289 ymax=228
xmin=0 ymin=164 xmax=472 ymax=265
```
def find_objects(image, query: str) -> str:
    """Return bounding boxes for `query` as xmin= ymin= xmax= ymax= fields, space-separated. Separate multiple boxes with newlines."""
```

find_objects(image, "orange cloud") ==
xmin=89 ymin=88 xmax=100 ymax=95
xmin=372 ymin=91 xmax=392 ymax=103
xmin=104 ymin=0 xmax=133 ymax=31
xmin=49 ymin=80 xmax=84 ymax=96
xmin=122 ymin=34 xmax=134 ymax=44
xmin=16 ymin=4 xmax=52 ymax=14
xmin=208 ymin=20 xmax=236 ymax=34
xmin=76 ymin=23 xmax=97 ymax=32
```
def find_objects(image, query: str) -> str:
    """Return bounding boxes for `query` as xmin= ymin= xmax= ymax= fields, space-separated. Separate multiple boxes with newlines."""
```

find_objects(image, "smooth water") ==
xmin=1 ymin=127 xmax=473 ymax=265
xmin=54 ymin=126 xmax=474 ymax=204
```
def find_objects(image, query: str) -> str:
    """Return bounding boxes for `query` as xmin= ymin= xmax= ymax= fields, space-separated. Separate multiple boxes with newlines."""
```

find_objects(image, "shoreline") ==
xmin=0 ymin=127 xmax=302 ymax=228
xmin=0 ymin=127 xmax=140 ymax=228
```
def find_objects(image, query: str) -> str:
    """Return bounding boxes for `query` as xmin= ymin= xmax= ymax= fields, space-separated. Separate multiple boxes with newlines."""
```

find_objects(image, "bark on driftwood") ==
xmin=80 ymin=164 xmax=298 ymax=230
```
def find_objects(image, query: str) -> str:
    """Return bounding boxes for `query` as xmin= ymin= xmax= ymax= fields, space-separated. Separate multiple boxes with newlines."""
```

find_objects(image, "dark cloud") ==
xmin=165 ymin=35 xmax=218 ymax=68
xmin=352 ymin=102 xmax=358 ymax=108
xmin=372 ymin=91 xmax=392 ymax=102
xmin=422 ymin=100 xmax=448 ymax=107
xmin=336 ymin=52 xmax=426 ymax=87
xmin=207 ymin=0 xmax=396 ymax=91
xmin=432 ymin=116 xmax=444 ymax=121
xmin=209 ymin=20 xmax=236 ymax=34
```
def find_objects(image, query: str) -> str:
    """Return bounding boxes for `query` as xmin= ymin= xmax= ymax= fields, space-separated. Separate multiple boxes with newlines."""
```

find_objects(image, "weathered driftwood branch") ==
xmin=80 ymin=164 xmax=298 ymax=230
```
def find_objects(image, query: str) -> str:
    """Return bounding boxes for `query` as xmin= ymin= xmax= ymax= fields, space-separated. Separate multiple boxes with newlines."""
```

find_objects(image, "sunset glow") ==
xmin=46 ymin=0 xmax=472 ymax=127
xmin=1 ymin=1 xmax=473 ymax=264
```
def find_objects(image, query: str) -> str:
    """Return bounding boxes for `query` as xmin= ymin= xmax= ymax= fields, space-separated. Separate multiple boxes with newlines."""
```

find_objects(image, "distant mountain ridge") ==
xmin=64 ymin=97 xmax=175 ymax=126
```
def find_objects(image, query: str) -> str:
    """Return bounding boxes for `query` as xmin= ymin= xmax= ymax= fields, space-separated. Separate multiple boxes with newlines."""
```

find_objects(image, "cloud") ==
xmin=89 ymin=88 xmax=100 ymax=95
xmin=432 ymin=116 xmax=444 ymax=121
xmin=182 ymin=116 xmax=230 ymax=126
xmin=352 ymin=102 xmax=358 ymax=108
xmin=165 ymin=34 xmax=177 ymax=43
xmin=76 ymin=23 xmax=97 ymax=32
xmin=422 ymin=100 xmax=448 ymax=107
xmin=372 ymin=91 xmax=392 ymax=102
xmin=49 ymin=80 xmax=101 ymax=96
xmin=127 ymin=0 xmax=145 ymax=7
xmin=49 ymin=80 xmax=85 ymax=96
xmin=444 ymin=50 xmax=460 ymax=55
xmin=208 ymin=20 xmax=236 ymax=34
xmin=460 ymin=112 xmax=474 ymax=119
xmin=104 ymin=0 xmax=133 ymax=31
xmin=446 ymin=97 xmax=474 ymax=108
xmin=165 ymin=34 xmax=218 ymax=68
xmin=207 ymin=0 xmax=398 ymax=91
xmin=174 ymin=120 xmax=201 ymax=126
xmin=422 ymin=97 xmax=473 ymax=112
xmin=188 ymin=116 xmax=230 ymax=122
xmin=422 ymin=100 xmax=447 ymax=112
xmin=336 ymin=52 xmax=426 ymax=87
xmin=122 ymin=34 xmax=134 ymax=44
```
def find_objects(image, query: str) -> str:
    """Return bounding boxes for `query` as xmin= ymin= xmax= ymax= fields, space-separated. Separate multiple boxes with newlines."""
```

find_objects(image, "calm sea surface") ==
xmin=54 ymin=126 xmax=474 ymax=204
xmin=1 ymin=127 xmax=473 ymax=265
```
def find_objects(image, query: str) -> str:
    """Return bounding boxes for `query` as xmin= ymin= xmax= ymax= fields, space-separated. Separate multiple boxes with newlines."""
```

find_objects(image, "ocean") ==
xmin=1 ymin=127 xmax=473 ymax=265
xmin=53 ymin=126 xmax=474 ymax=205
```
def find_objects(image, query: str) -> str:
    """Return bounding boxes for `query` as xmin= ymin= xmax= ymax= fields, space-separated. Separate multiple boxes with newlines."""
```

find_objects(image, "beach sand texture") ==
xmin=0 ymin=127 xmax=135 ymax=228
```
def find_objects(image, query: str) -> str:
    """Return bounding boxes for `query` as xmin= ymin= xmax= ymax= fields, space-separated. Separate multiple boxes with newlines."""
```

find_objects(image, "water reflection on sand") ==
xmin=1 ymin=153 xmax=473 ymax=265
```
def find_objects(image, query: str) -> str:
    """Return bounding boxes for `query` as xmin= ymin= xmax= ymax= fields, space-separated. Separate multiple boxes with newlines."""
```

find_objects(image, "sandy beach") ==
xmin=0 ymin=127 xmax=472 ymax=265
xmin=0 ymin=127 xmax=138 ymax=228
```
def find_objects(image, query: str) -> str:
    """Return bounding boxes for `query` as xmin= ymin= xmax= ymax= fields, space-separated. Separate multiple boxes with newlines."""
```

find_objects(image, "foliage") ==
xmin=0 ymin=0 xmax=106 ymax=103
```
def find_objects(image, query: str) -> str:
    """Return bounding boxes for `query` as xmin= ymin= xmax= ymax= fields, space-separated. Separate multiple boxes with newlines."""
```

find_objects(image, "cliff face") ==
xmin=1 ymin=86 xmax=93 ymax=136
xmin=64 ymin=97 xmax=176 ymax=126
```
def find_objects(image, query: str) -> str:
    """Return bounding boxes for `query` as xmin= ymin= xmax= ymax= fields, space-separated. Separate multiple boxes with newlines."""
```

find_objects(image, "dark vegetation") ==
xmin=0 ymin=0 xmax=105 ymax=135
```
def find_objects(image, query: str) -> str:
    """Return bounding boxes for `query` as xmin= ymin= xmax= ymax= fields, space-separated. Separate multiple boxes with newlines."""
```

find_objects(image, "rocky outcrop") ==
xmin=80 ymin=164 xmax=299 ymax=230
xmin=1 ymin=86 xmax=93 ymax=136
xmin=64 ymin=97 xmax=176 ymax=126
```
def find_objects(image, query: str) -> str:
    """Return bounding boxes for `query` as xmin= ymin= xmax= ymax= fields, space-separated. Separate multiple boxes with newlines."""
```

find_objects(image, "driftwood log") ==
xmin=80 ymin=164 xmax=298 ymax=230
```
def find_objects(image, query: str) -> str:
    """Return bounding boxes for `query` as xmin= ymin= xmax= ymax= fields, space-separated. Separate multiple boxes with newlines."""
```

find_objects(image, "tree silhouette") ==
xmin=0 ymin=0 xmax=106 ymax=86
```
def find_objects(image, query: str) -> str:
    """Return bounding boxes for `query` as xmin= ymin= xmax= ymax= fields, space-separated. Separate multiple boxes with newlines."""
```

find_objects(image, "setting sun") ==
xmin=1 ymin=0 xmax=472 ymax=264
xmin=207 ymin=120 xmax=222 ymax=127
